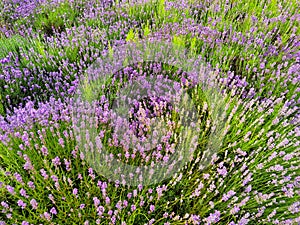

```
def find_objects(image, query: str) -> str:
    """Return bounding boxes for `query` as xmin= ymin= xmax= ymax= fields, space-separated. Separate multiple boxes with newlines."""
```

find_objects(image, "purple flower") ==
xmin=50 ymin=207 xmax=57 ymax=215
xmin=238 ymin=217 xmax=249 ymax=225
xmin=191 ymin=214 xmax=201 ymax=224
xmin=14 ymin=173 xmax=24 ymax=184
xmin=245 ymin=185 xmax=252 ymax=193
xmin=230 ymin=206 xmax=240 ymax=215
xmin=1 ymin=201 xmax=9 ymax=208
xmin=6 ymin=185 xmax=15 ymax=195
xmin=73 ymin=188 xmax=78 ymax=195
xmin=138 ymin=183 xmax=143 ymax=191
xmin=40 ymin=169 xmax=48 ymax=180
xmin=23 ymin=155 xmax=34 ymax=171
xmin=43 ymin=212 xmax=51 ymax=221
xmin=41 ymin=146 xmax=48 ymax=156
xmin=97 ymin=206 xmax=105 ymax=216
xmin=58 ymin=138 xmax=65 ymax=147
xmin=93 ymin=197 xmax=100 ymax=207
xmin=116 ymin=200 xmax=122 ymax=210
xmin=217 ymin=167 xmax=227 ymax=177
xmin=48 ymin=194 xmax=55 ymax=203
xmin=30 ymin=199 xmax=38 ymax=210
xmin=20 ymin=188 xmax=29 ymax=198
xmin=222 ymin=190 xmax=236 ymax=201
xmin=205 ymin=210 xmax=220 ymax=224
xmin=131 ymin=205 xmax=136 ymax=212
xmin=17 ymin=200 xmax=26 ymax=209
xmin=64 ymin=159 xmax=71 ymax=171
xmin=150 ymin=205 xmax=155 ymax=212
xmin=203 ymin=173 xmax=210 ymax=179
xmin=27 ymin=181 xmax=35 ymax=189
xmin=105 ymin=197 xmax=110 ymax=205
xmin=288 ymin=202 xmax=300 ymax=214
xmin=51 ymin=175 xmax=58 ymax=182
xmin=52 ymin=156 xmax=61 ymax=166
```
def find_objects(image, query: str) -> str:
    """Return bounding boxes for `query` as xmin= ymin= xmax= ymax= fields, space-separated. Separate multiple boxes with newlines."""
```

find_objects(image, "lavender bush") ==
xmin=0 ymin=0 xmax=299 ymax=224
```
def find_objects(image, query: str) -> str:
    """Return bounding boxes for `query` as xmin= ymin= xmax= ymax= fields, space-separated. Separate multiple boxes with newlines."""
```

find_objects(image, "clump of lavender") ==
xmin=0 ymin=0 xmax=299 ymax=224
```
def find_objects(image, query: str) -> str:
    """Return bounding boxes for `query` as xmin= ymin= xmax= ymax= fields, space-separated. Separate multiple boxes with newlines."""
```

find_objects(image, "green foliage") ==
xmin=143 ymin=21 xmax=151 ymax=37
xmin=0 ymin=35 xmax=32 ymax=59
xmin=126 ymin=28 xmax=138 ymax=42
xmin=33 ymin=1 xmax=80 ymax=35
xmin=0 ymin=94 xmax=4 ymax=116
xmin=156 ymin=0 xmax=166 ymax=19
xmin=172 ymin=34 xmax=186 ymax=49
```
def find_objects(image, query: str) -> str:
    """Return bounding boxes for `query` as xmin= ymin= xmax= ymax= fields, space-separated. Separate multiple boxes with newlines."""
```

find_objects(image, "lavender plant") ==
xmin=0 ymin=0 xmax=299 ymax=224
